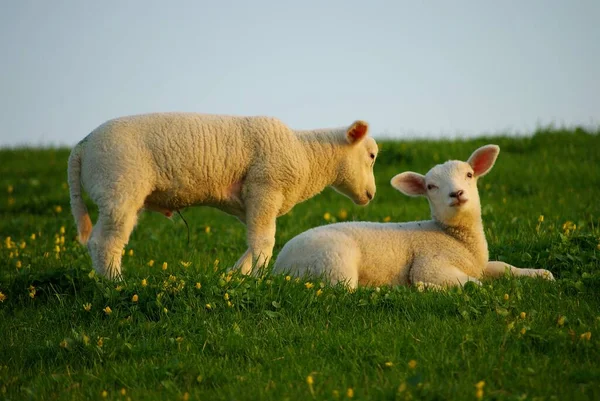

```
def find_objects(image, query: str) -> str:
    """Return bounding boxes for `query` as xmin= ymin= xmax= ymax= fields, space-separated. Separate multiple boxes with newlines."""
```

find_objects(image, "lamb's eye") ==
xmin=370 ymin=153 xmax=375 ymax=160
xmin=467 ymin=172 xmax=473 ymax=178
xmin=427 ymin=184 xmax=436 ymax=190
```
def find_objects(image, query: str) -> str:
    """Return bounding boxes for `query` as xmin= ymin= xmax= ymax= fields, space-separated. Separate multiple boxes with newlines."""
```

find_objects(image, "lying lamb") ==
xmin=273 ymin=144 xmax=554 ymax=288
xmin=68 ymin=113 xmax=378 ymax=279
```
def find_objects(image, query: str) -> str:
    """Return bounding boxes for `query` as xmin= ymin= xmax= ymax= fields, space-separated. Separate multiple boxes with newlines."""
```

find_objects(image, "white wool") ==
xmin=68 ymin=112 xmax=378 ymax=279
xmin=273 ymin=145 xmax=554 ymax=288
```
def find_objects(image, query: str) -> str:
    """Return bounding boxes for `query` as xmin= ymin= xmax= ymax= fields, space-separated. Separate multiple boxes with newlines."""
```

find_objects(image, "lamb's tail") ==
xmin=67 ymin=142 xmax=92 ymax=245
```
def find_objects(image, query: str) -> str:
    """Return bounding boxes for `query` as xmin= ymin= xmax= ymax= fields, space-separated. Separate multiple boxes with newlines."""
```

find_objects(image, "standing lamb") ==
xmin=273 ymin=145 xmax=554 ymax=288
xmin=68 ymin=113 xmax=378 ymax=279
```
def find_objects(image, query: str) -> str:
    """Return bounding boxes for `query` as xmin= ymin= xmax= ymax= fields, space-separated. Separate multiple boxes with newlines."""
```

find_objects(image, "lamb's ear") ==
xmin=391 ymin=172 xmax=426 ymax=197
xmin=346 ymin=120 xmax=369 ymax=144
xmin=467 ymin=145 xmax=500 ymax=177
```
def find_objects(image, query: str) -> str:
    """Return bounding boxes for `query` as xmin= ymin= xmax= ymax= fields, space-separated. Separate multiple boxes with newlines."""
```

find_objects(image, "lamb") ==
xmin=273 ymin=144 xmax=554 ymax=288
xmin=68 ymin=113 xmax=378 ymax=280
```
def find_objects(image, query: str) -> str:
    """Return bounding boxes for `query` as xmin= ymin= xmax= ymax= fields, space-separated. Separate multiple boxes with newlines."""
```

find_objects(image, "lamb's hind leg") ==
xmin=88 ymin=205 xmax=139 ymax=280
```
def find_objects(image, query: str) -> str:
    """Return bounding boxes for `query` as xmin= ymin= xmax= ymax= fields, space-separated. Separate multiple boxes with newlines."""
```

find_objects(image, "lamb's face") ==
xmin=390 ymin=145 xmax=500 ymax=226
xmin=333 ymin=121 xmax=378 ymax=206
xmin=335 ymin=136 xmax=378 ymax=205
xmin=424 ymin=161 xmax=481 ymax=224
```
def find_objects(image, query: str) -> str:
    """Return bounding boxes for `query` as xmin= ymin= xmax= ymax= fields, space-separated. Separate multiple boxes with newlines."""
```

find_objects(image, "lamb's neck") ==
xmin=296 ymin=130 xmax=341 ymax=201
xmin=435 ymin=215 xmax=489 ymax=261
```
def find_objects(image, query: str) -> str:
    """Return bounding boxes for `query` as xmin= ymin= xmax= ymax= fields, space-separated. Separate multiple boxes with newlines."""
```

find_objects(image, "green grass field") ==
xmin=1 ymin=128 xmax=599 ymax=401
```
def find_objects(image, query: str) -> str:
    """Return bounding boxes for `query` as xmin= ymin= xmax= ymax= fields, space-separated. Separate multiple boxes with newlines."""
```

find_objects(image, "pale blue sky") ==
xmin=1 ymin=0 xmax=598 ymax=147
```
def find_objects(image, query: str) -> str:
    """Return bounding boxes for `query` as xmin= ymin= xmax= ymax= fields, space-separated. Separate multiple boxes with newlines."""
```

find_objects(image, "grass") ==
xmin=1 ymin=127 xmax=599 ymax=400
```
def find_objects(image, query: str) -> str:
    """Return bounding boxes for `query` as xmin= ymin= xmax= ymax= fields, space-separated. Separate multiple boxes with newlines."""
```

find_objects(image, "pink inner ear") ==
xmin=393 ymin=173 xmax=426 ymax=195
xmin=471 ymin=147 xmax=497 ymax=176
xmin=348 ymin=122 xmax=368 ymax=143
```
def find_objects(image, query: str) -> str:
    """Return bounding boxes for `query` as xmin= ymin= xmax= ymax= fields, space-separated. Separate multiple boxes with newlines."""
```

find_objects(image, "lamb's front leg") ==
xmin=411 ymin=257 xmax=482 ymax=288
xmin=233 ymin=188 xmax=283 ymax=275
xmin=485 ymin=261 xmax=555 ymax=281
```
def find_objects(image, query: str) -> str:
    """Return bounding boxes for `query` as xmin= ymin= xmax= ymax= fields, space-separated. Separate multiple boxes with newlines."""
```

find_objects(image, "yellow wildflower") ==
xmin=408 ymin=360 xmax=417 ymax=369
xmin=162 ymin=262 xmax=168 ymax=270
xmin=121 ymin=249 xmax=125 ymax=256
xmin=60 ymin=226 xmax=65 ymax=234
xmin=183 ymin=392 xmax=190 ymax=401
xmin=148 ymin=259 xmax=155 ymax=267
xmin=103 ymin=306 xmax=112 ymax=315
xmin=562 ymin=221 xmax=576 ymax=235
xmin=384 ymin=361 xmax=393 ymax=367
xmin=323 ymin=212 xmax=331 ymax=221
xmin=54 ymin=245 xmax=60 ymax=253
xmin=580 ymin=332 xmax=592 ymax=341
xmin=30 ymin=233 xmax=36 ymax=240
xmin=141 ymin=278 xmax=148 ymax=287
xmin=28 ymin=285 xmax=36 ymax=299
xmin=346 ymin=388 xmax=354 ymax=398
xmin=59 ymin=339 xmax=68 ymax=349
xmin=97 ymin=337 xmax=104 ymax=347
xmin=54 ymin=205 xmax=62 ymax=213
xmin=538 ymin=215 xmax=544 ymax=223
xmin=0 ymin=292 xmax=6 ymax=302
xmin=227 ymin=301 xmax=233 ymax=308
xmin=180 ymin=261 xmax=191 ymax=267
xmin=15 ymin=260 xmax=21 ymax=269
xmin=503 ymin=293 xmax=509 ymax=301
xmin=83 ymin=303 xmax=92 ymax=312
xmin=120 ymin=388 xmax=127 ymax=396
xmin=338 ymin=209 xmax=348 ymax=220
xmin=520 ymin=328 xmax=527 ymax=335
xmin=19 ymin=241 xmax=26 ymax=249
xmin=475 ymin=381 xmax=485 ymax=400
xmin=305 ymin=282 xmax=314 ymax=289
xmin=557 ymin=316 xmax=566 ymax=327
xmin=224 ymin=293 xmax=230 ymax=301
xmin=383 ymin=216 xmax=391 ymax=222
xmin=163 ymin=307 xmax=168 ymax=313
xmin=205 ymin=303 xmax=212 ymax=310
xmin=128 ymin=249 xmax=134 ymax=256
xmin=101 ymin=390 xmax=108 ymax=398
xmin=520 ymin=312 xmax=526 ymax=319
xmin=88 ymin=270 xmax=95 ymax=279
xmin=205 ymin=226 xmax=211 ymax=233
xmin=195 ymin=282 xmax=201 ymax=289
xmin=306 ymin=375 xmax=314 ymax=385
xmin=82 ymin=334 xmax=90 ymax=345
xmin=285 ymin=275 xmax=291 ymax=281
xmin=132 ymin=294 xmax=139 ymax=302
xmin=316 ymin=289 xmax=323 ymax=297
xmin=7 ymin=185 xmax=13 ymax=193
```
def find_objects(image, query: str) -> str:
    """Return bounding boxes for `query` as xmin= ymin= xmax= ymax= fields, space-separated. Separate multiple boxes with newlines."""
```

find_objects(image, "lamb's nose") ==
xmin=449 ymin=190 xmax=464 ymax=198
xmin=366 ymin=190 xmax=373 ymax=200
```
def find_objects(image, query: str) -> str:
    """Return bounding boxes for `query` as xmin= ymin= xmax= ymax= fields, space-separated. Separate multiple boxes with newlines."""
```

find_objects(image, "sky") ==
xmin=1 ymin=0 xmax=598 ymax=147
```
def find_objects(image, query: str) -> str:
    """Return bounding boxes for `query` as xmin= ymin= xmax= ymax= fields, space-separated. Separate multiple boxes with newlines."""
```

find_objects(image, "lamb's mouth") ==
xmin=449 ymin=199 xmax=468 ymax=207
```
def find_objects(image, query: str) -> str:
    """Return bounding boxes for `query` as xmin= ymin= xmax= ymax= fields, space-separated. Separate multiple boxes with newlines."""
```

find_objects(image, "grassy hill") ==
xmin=1 ymin=128 xmax=599 ymax=400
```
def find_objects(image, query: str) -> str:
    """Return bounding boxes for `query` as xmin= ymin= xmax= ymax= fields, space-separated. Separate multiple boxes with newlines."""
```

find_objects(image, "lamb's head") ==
xmin=391 ymin=145 xmax=500 ymax=226
xmin=332 ymin=120 xmax=378 ymax=206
